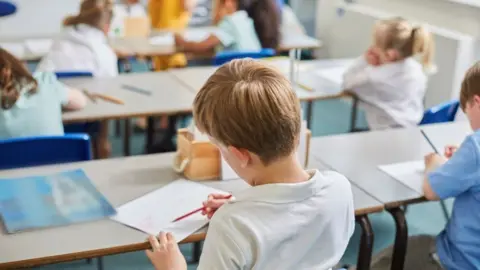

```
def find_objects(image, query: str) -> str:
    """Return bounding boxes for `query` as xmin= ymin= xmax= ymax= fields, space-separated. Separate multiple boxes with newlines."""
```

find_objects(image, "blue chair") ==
xmin=54 ymin=71 xmax=93 ymax=79
xmin=419 ymin=100 xmax=459 ymax=125
xmin=0 ymin=1 xmax=16 ymax=17
xmin=213 ymin=48 xmax=276 ymax=66
xmin=0 ymin=134 xmax=91 ymax=170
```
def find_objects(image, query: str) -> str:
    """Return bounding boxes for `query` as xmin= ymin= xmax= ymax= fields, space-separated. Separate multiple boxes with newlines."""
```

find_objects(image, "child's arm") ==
xmin=423 ymin=136 xmax=479 ymax=201
xmin=63 ymin=87 xmax=87 ymax=110
xmin=342 ymin=56 xmax=370 ymax=91
xmin=146 ymin=233 xmax=187 ymax=270
xmin=175 ymin=34 xmax=220 ymax=54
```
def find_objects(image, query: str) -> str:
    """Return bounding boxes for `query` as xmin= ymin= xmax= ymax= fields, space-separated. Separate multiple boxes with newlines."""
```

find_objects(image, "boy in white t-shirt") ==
xmin=145 ymin=59 xmax=355 ymax=270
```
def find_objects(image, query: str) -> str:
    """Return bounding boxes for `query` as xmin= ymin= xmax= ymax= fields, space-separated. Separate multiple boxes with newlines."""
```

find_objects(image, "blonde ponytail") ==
xmin=411 ymin=26 xmax=435 ymax=70
xmin=63 ymin=0 xmax=113 ymax=30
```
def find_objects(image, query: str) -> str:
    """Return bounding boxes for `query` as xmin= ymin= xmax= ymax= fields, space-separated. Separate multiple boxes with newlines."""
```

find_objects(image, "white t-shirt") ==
xmin=198 ymin=170 xmax=355 ymax=270
xmin=110 ymin=3 xmax=147 ymax=37
xmin=37 ymin=24 xmax=118 ymax=78
xmin=343 ymin=57 xmax=428 ymax=130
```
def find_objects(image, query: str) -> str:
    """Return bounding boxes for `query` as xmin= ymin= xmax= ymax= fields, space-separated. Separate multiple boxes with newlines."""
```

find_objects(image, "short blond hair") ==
xmin=193 ymin=59 xmax=301 ymax=165
xmin=460 ymin=62 xmax=480 ymax=111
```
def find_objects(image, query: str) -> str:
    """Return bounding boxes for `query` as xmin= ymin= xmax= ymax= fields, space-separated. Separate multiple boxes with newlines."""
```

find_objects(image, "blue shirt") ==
xmin=0 ymin=72 xmax=68 ymax=139
xmin=215 ymin=10 xmax=261 ymax=53
xmin=429 ymin=130 xmax=480 ymax=270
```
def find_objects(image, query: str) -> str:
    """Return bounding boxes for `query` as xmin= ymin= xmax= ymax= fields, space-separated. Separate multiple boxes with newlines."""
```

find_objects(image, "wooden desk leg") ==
xmin=146 ymin=116 xmax=155 ymax=151
xmin=387 ymin=207 xmax=408 ymax=270
xmin=356 ymin=215 xmax=374 ymax=270
xmin=306 ymin=101 xmax=313 ymax=130
xmin=350 ymin=96 xmax=359 ymax=133
xmin=97 ymin=257 xmax=104 ymax=270
xmin=123 ymin=119 xmax=131 ymax=156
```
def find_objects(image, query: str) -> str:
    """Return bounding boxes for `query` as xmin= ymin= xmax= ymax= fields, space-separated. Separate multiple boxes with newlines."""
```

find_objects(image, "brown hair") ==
xmin=241 ymin=0 xmax=280 ymax=49
xmin=375 ymin=17 xmax=435 ymax=69
xmin=64 ymin=0 xmax=113 ymax=29
xmin=460 ymin=62 xmax=480 ymax=111
xmin=0 ymin=48 xmax=38 ymax=110
xmin=193 ymin=59 xmax=301 ymax=165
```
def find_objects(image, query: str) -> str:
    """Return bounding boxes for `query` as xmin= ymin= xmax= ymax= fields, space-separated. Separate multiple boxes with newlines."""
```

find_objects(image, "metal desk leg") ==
xmin=146 ymin=116 xmax=155 ymax=151
xmin=356 ymin=215 xmax=374 ymax=270
xmin=306 ymin=101 xmax=313 ymax=130
xmin=193 ymin=241 xmax=203 ymax=263
xmin=388 ymin=207 xmax=408 ymax=270
xmin=97 ymin=257 xmax=104 ymax=270
xmin=123 ymin=118 xmax=131 ymax=156
xmin=349 ymin=96 xmax=359 ymax=132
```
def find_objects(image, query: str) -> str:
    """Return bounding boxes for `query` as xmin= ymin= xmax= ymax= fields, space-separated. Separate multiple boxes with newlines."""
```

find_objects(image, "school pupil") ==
xmin=0 ymin=48 xmax=86 ymax=139
xmin=423 ymin=62 xmax=480 ymax=270
xmin=110 ymin=0 xmax=147 ymax=37
xmin=174 ymin=0 xmax=261 ymax=53
xmin=36 ymin=0 xmax=117 ymax=158
xmin=342 ymin=17 xmax=435 ymax=130
xmin=146 ymin=59 xmax=355 ymax=270
xmin=241 ymin=0 xmax=281 ymax=49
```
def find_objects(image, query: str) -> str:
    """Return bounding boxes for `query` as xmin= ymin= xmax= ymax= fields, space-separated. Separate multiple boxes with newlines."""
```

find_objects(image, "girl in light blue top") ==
xmin=173 ymin=0 xmax=261 ymax=53
xmin=0 ymin=48 xmax=86 ymax=139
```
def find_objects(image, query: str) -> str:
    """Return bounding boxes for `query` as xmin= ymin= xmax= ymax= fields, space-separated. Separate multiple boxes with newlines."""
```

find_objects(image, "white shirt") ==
xmin=343 ymin=57 xmax=427 ymax=130
xmin=198 ymin=170 xmax=355 ymax=270
xmin=37 ymin=24 xmax=118 ymax=78
xmin=110 ymin=3 xmax=147 ymax=37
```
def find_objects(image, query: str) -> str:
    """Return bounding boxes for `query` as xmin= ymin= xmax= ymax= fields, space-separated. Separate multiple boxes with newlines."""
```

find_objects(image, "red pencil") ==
xmin=173 ymin=194 xmax=233 ymax=222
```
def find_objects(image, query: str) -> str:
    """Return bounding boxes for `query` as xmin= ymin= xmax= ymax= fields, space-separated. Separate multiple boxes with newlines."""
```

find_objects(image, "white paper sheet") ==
xmin=24 ymin=39 xmax=53 ymax=55
xmin=297 ymin=120 xmax=308 ymax=168
xmin=314 ymin=66 xmax=348 ymax=86
xmin=183 ymin=28 xmax=212 ymax=42
xmin=0 ymin=43 xmax=26 ymax=58
xmin=378 ymin=160 xmax=425 ymax=193
xmin=149 ymin=34 xmax=174 ymax=46
xmin=111 ymin=179 xmax=227 ymax=242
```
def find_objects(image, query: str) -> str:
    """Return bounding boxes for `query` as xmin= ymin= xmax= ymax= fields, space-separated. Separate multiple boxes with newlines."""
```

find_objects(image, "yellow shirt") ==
xmin=149 ymin=0 xmax=190 ymax=69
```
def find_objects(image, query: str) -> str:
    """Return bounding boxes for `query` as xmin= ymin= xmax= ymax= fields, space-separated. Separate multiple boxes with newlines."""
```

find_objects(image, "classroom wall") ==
xmin=0 ymin=0 xmax=81 ymax=39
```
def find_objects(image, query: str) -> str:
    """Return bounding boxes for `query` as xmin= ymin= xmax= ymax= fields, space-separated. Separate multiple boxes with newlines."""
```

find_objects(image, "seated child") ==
xmin=110 ymin=0 xmax=147 ymax=37
xmin=343 ymin=17 xmax=435 ymax=130
xmin=423 ymin=62 xmax=480 ymax=269
xmin=174 ymin=0 xmax=261 ymax=53
xmin=0 ymin=48 xmax=86 ymax=139
xmin=145 ymin=59 xmax=355 ymax=270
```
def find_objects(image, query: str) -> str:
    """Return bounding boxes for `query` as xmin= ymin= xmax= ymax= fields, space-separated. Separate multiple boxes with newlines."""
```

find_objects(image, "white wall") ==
xmin=0 ymin=0 xmax=81 ymax=39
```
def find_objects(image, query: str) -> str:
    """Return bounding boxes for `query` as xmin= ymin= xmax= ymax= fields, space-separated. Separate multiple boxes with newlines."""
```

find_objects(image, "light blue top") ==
xmin=215 ymin=10 xmax=261 ymax=53
xmin=429 ymin=130 xmax=480 ymax=270
xmin=0 ymin=72 xmax=68 ymax=139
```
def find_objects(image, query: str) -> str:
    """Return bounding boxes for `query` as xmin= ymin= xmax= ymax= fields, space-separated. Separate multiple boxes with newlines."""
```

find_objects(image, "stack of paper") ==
xmin=378 ymin=160 xmax=425 ymax=193
xmin=111 ymin=180 xmax=228 ymax=242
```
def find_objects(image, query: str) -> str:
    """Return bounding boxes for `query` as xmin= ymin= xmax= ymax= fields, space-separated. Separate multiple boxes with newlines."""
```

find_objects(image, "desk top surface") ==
xmin=0 ymin=150 xmax=382 ymax=267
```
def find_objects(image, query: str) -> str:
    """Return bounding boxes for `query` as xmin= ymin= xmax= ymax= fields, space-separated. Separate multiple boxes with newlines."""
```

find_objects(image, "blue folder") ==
xmin=0 ymin=169 xmax=116 ymax=233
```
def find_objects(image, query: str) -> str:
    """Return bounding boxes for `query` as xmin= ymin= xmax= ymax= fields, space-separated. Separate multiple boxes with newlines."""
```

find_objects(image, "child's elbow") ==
xmin=65 ymin=89 xmax=87 ymax=110
xmin=422 ymin=177 xmax=439 ymax=201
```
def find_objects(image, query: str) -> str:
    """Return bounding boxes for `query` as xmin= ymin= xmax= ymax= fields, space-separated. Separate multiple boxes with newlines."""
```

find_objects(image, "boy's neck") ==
xmin=250 ymin=155 xmax=311 ymax=186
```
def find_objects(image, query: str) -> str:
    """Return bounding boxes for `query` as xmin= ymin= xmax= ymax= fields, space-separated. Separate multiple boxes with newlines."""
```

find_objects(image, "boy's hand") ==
xmin=146 ymin=232 xmax=187 ymax=270
xmin=365 ymin=47 xmax=380 ymax=66
xmin=174 ymin=34 xmax=186 ymax=48
xmin=202 ymin=193 xmax=231 ymax=219
xmin=444 ymin=145 xmax=458 ymax=159
xmin=424 ymin=153 xmax=447 ymax=172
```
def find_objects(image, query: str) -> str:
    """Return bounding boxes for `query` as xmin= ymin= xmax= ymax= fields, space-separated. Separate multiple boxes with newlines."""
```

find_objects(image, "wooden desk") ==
xmin=309 ymin=122 xmax=471 ymax=270
xmin=0 ymin=152 xmax=382 ymax=269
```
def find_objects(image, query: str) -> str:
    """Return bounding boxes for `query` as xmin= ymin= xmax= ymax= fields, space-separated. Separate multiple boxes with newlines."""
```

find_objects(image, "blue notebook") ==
xmin=0 ymin=169 xmax=116 ymax=233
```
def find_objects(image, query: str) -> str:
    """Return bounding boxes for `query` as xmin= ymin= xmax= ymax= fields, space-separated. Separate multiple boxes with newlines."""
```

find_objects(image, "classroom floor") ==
xmin=34 ymin=97 xmax=452 ymax=270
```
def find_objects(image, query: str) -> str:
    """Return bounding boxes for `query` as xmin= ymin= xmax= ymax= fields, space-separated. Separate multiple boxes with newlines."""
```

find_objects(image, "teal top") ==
xmin=215 ymin=11 xmax=262 ymax=53
xmin=0 ymin=72 xmax=68 ymax=139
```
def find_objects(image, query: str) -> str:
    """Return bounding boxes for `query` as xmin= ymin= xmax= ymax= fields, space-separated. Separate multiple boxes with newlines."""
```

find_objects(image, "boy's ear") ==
xmin=228 ymin=146 xmax=251 ymax=167
xmin=473 ymin=95 xmax=480 ymax=107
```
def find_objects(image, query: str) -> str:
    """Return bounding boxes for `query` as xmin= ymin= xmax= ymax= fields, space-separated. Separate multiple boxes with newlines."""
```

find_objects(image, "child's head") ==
xmin=193 ymin=59 xmax=301 ymax=184
xmin=64 ymin=0 xmax=113 ymax=34
xmin=460 ymin=62 xmax=480 ymax=130
xmin=241 ymin=0 xmax=280 ymax=49
xmin=371 ymin=17 xmax=434 ymax=69
xmin=0 ymin=48 xmax=38 ymax=110
xmin=214 ymin=0 xmax=239 ymax=16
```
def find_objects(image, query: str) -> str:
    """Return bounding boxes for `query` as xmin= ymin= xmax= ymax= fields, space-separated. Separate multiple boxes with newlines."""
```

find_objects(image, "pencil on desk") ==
xmin=420 ymin=129 xmax=439 ymax=154
xmin=297 ymin=82 xmax=313 ymax=92
xmin=173 ymin=194 xmax=233 ymax=222
xmin=94 ymin=93 xmax=125 ymax=105
xmin=82 ymin=89 xmax=98 ymax=103
xmin=121 ymin=84 xmax=152 ymax=96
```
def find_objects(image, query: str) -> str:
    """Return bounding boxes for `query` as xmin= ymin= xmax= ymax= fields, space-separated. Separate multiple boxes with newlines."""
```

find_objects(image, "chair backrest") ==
xmin=419 ymin=100 xmax=460 ymax=125
xmin=213 ymin=48 xmax=276 ymax=66
xmin=0 ymin=134 xmax=92 ymax=170
xmin=0 ymin=1 xmax=16 ymax=17
xmin=54 ymin=71 xmax=93 ymax=79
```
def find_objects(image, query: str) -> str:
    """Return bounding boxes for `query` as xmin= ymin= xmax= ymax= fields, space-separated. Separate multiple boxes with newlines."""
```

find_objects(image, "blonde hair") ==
xmin=460 ymin=62 xmax=480 ymax=111
xmin=64 ymin=0 xmax=113 ymax=30
xmin=375 ymin=17 xmax=435 ymax=70
xmin=193 ymin=59 xmax=301 ymax=165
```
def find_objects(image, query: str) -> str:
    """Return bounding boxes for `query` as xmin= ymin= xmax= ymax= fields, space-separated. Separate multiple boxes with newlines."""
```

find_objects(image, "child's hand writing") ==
xmin=146 ymin=232 xmax=187 ymax=270
xmin=202 ymin=193 xmax=232 ymax=219
xmin=444 ymin=145 xmax=458 ymax=159
xmin=424 ymin=153 xmax=446 ymax=172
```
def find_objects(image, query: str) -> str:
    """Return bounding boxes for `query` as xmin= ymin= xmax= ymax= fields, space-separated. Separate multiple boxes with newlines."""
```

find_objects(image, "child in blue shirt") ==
xmin=174 ymin=0 xmax=261 ymax=53
xmin=424 ymin=62 xmax=480 ymax=270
